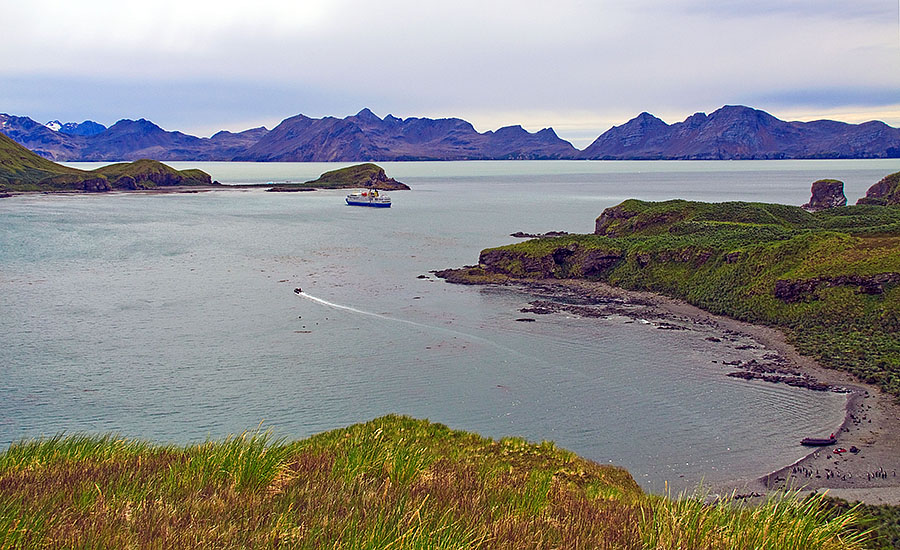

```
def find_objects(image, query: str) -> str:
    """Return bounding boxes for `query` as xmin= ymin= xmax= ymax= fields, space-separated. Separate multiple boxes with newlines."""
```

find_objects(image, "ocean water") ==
xmin=1 ymin=159 xmax=896 ymax=493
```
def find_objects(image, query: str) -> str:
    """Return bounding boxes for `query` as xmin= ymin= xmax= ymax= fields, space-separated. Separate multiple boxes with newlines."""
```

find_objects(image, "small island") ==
xmin=266 ymin=163 xmax=410 ymax=192
xmin=0 ymin=132 xmax=214 ymax=194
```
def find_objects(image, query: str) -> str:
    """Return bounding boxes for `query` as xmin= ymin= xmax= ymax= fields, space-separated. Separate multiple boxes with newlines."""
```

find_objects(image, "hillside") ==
xmin=0 ymin=132 xmax=213 ymax=193
xmin=0 ymin=415 xmax=871 ymax=548
xmin=439 ymin=183 xmax=900 ymax=397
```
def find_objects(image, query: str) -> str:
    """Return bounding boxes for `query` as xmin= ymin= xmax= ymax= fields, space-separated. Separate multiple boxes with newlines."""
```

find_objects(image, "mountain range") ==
xmin=2 ymin=105 xmax=899 ymax=162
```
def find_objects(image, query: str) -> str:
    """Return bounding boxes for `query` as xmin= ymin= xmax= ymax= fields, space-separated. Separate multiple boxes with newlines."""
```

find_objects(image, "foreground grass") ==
xmin=0 ymin=416 xmax=871 ymax=549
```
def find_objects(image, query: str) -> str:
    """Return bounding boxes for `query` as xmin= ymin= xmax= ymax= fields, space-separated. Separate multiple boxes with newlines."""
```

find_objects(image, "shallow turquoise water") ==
xmin=2 ymin=159 xmax=895 ymax=492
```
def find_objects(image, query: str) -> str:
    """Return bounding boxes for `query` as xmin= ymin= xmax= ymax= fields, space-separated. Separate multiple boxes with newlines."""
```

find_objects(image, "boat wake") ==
xmin=297 ymin=292 xmax=403 ymax=325
xmin=295 ymin=291 xmax=537 ymax=361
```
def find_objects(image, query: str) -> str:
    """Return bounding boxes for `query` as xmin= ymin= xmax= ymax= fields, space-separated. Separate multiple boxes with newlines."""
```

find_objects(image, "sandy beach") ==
xmin=503 ymin=277 xmax=900 ymax=505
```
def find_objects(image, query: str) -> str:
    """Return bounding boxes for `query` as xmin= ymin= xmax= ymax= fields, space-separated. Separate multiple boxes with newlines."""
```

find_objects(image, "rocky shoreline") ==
xmin=435 ymin=273 xmax=900 ymax=504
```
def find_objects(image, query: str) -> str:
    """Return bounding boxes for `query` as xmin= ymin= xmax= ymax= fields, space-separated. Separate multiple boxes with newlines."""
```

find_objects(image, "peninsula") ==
xmin=0 ymin=132 xmax=213 ymax=194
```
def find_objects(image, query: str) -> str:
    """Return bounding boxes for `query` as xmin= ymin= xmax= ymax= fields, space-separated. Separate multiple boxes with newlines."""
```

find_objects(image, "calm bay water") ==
xmin=2 ymin=159 xmax=897 ymax=492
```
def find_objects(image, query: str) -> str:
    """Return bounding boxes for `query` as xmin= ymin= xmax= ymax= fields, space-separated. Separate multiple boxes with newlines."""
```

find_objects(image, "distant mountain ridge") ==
xmin=2 ymin=105 xmax=899 ymax=162
xmin=234 ymin=108 xmax=576 ymax=161
xmin=580 ymin=106 xmax=900 ymax=160
xmin=46 ymin=119 xmax=107 ymax=136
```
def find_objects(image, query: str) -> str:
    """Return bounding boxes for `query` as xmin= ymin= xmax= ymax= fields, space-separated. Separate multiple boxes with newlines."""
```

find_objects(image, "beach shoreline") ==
xmin=471 ymin=276 xmax=900 ymax=505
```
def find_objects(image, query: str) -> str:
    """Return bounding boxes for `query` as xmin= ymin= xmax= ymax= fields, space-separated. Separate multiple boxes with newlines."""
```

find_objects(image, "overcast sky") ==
xmin=2 ymin=0 xmax=899 ymax=147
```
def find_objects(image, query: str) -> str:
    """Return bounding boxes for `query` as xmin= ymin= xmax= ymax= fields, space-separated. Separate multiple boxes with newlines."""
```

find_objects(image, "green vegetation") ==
xmin=0 ymin=416 xmax=870 ymax=548
xmin=823 ymin=497 xmax=900 ymax=549
xmin=92 ymin=159 xmax=212 ymax=189
xmin=0 ymin=133 xmax=212 ymax=192
xmin=0 ymin=133 xmax=83 ymax=190
xmin=469 ymin=198 xmax=900 ymax=396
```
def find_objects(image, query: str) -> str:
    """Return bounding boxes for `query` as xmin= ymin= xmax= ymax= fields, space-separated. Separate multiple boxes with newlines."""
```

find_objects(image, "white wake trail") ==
xmin=297 ymin=292 xmax=395 ymax=322
xmin=295 ymin=291 xmax=537 ymax=361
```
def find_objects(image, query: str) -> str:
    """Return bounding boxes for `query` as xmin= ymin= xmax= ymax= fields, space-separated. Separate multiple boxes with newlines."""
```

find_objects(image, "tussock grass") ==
xmin=641 ymin=488 xmax=870 ymax=550
xmin=0 ymin=416 xmax=870 ymax=549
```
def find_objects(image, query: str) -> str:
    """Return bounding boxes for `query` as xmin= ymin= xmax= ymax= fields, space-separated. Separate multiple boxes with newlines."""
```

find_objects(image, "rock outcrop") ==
xmin=857 ymin=171 xmax=900 ymax=206
xmin=594 ymin=204 xmax=640 ymax=236
xmin=478 ymin=244 xmax=624 ymax=279
xmin=774 ymin=273 xmax=900 ymax=302
xmin=802 ymin=179 xmax=846 ymax=211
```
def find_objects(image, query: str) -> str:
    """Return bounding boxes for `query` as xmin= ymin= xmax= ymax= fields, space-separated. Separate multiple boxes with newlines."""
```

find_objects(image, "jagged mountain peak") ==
xmin=354 ymin=108 xmax=382 ymax=123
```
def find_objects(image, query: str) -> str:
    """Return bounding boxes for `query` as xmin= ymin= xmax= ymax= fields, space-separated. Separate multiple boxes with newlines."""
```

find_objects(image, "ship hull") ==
xmin=346 ymin=198 xmax=391 ymax=208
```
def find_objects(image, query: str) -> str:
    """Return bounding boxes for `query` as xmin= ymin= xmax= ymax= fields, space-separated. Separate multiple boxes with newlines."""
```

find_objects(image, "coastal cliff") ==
xmin=439 ymin=181 xmax=900 ymax=398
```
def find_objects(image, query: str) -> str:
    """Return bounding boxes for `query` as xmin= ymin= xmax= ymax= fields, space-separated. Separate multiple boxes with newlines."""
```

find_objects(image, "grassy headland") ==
xmin=440 ymin=192 xmax=900 ymax=398
xmin=0 ymin=133 xmax=213 ymax=193
xmin=0 ymin=416 xmax=873 ymax=548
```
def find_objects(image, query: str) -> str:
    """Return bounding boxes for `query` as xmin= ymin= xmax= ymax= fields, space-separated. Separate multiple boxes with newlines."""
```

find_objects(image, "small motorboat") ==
xmin=801 ymin=433 xmax=836 ymax=446
xmin=346 ymin=188 xmax=391 ymax=208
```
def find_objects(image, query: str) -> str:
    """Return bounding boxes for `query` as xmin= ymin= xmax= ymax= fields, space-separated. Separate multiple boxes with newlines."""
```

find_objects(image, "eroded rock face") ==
xmin=478 ymin=245 xmax=625 ymax=279
xmin=774 ymin=273 xmax=900 ymax=302
xmin=81 ymin=177 xmax=110 ymax=192
xmin=802 ymin=179 xmax=846 ymax=212
xmin=857 ymin=171 xmax=900 ymax=206
xmin=594 ymin=205 xmax=638 ymax=236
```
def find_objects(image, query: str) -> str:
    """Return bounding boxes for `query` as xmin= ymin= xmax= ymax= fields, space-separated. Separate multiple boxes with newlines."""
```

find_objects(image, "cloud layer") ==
xmin=3 ymin=0 xmax=898 ymax=144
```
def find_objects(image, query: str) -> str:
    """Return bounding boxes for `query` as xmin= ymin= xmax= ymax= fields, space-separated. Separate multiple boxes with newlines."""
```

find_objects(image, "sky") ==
xmin=2 ymin=0 xmax=899 ymax=148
